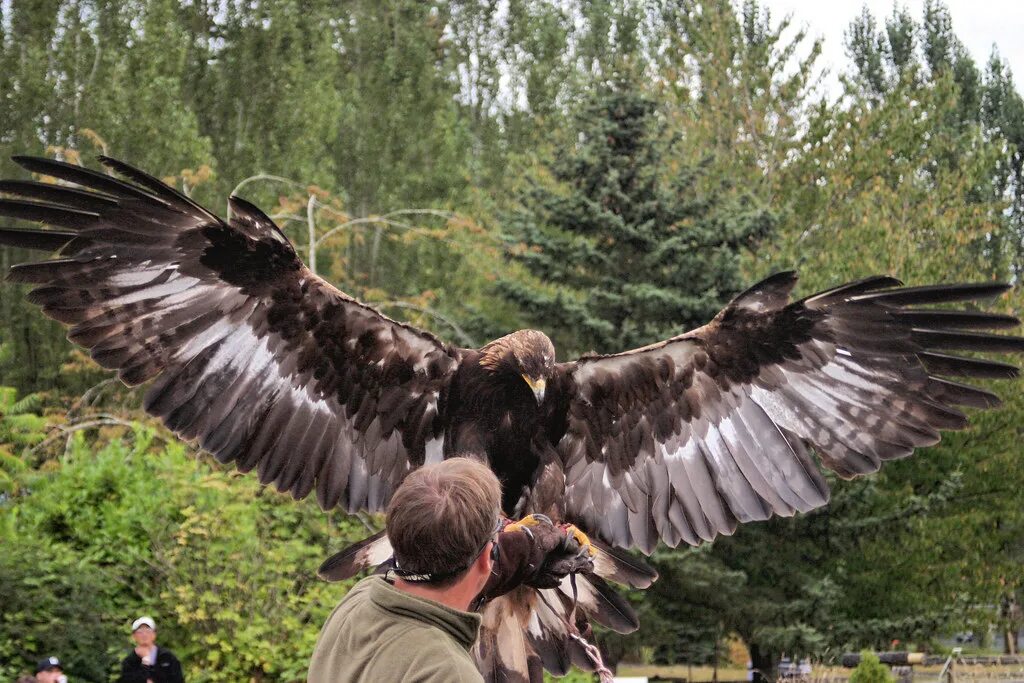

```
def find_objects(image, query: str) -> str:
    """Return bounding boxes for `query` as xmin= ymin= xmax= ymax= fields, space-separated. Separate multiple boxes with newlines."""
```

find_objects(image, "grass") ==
xmin=616 ymin=664 xmax=749 ymax=681
xmin=615 ymin=663 xmax=1024 ymax=683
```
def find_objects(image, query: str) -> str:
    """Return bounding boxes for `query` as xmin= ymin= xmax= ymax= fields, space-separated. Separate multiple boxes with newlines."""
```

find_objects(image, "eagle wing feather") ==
xmin=0 ymin=155 xmax=459 ymax=512
xmin=555 ymin=271 xmax=1023 ymax=553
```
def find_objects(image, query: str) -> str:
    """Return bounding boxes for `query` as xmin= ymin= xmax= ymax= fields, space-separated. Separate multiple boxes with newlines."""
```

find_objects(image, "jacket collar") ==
xmin=368 ymin=576 xmax=481 ymax=650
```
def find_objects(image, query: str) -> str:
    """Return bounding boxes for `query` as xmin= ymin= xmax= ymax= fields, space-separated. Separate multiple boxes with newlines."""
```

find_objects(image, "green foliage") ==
xmin=0 ymin=424 xmax=364 ymax=682
xmin=849 ymin=651 xmax=895 ymax=683
xmin=0 ymin=383 xmax=48 ymax=494
xmin=0 ymin=542 xmax=124 ymax=682
xmin=543 ymin=669 xmax=594 ymax=683
xmin=503 ymin=83 xmax=774 ymax=355
xmin=637 ymin=545 xmax=747 ymax=664
xmin=842 ymin=0 xmax=1024 ymax=272
xmin=0 ymin=387 xmax=46 ymax=445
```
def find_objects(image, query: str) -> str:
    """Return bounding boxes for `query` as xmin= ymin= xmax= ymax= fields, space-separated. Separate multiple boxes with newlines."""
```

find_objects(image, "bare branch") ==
xmin=308 ymin=194 xmax=318 ymax=275
xmin=227 ymin=174 xmax=306 ymax=220
xmin=25 ymin=414 xmax=168 ymax=462
xmin=268 ymin=213 xmax=308 ymax=223
xmin=316 ymin=216 xmax=464 ymax=250
xmin=312 ymin=205 xmax=505 ymax=254
xmin=68 ymin=378 xmax=118 ymax=419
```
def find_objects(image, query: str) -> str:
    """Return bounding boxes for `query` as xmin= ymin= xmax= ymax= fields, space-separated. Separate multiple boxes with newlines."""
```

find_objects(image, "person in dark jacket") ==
xmin=117 ymin=616 xmax=184 ymax=683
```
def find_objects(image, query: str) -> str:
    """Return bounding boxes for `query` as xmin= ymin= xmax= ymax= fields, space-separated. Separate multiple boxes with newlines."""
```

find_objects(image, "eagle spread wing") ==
xmin=0 ymin=155 xmax=458 ymax=512
xmin=555 ymin=271 xmax=1023 ymax=553
xmin=4 ymin=155 xmax=1022 ymax=683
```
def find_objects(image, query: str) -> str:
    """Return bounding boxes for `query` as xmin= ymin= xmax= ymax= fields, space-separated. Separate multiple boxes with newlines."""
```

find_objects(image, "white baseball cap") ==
xmin=131 ymin=616 xmax=156 ymax=632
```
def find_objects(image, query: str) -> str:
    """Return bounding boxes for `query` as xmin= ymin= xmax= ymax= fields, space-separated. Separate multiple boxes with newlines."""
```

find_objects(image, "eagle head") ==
xmin=479 ymin=329 xmax=555 ymax=404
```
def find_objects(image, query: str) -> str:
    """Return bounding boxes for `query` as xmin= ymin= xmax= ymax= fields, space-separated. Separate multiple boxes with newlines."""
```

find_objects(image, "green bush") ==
xmin=0 ymin=424 xmax=366 ymax=682
xmin=850 ymin=651 xmax=895 ymax=683
xmin=0 ymin=543 xmax=126 ymax=681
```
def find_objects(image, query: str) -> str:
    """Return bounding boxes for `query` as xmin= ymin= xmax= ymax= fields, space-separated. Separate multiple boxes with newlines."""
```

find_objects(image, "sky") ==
xmin=758 ymin=1 xmax=1024 ymax=95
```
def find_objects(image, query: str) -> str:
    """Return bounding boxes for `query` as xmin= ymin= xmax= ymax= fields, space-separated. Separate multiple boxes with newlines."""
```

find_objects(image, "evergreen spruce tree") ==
xmin=502 ymin=83 xmax=775 ymax=356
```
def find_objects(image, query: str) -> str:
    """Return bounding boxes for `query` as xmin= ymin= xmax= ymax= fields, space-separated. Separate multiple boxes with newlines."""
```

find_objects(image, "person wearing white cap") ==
xmin=117 ymin=616 xmax=184 ymax=683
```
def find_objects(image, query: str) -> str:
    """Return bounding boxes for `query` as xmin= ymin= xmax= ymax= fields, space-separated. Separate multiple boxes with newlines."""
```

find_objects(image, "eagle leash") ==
xmin=568 ymin=573 xmax=615 ymax=683
xmin=536 ymin=572 xmax=615 ymax=683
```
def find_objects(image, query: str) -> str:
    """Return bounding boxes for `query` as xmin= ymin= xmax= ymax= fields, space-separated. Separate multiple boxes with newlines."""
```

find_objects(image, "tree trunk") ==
xmin=1002 ymin=592 xmax=1022 ymax=654
xmin=750 ymin=643 xmax=776 ymax=683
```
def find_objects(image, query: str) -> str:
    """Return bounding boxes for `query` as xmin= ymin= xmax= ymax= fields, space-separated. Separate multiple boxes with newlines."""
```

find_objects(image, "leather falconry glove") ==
xmin=476 ymin=514 xmax=595 ymax=605
xmin=506 ymin=513 xmax=596 ymax=588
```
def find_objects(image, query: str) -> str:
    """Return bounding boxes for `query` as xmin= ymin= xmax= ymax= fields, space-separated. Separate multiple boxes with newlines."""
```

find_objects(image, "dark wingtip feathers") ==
xmin=10 ymin=154 xmax=165 ymax=204
xmin=854 ymin=281 xmax=1011 ymax=306
xmin=895 ymin=309 xmax=1020 ymax=330
xmin=97 ymin=155 xmax=208 ymax=214
xmin=911 ymin=329 xmax=1024 ymax=354
xmin=0 ymin=227 xmax=77 ymax=252
xmin=227 ymin=194 xmax=271 ymax=222
xmin=919 ymin=351 xmax=1020 ymax=379
xmin=802 ymin=274 xmax=905 ymax=306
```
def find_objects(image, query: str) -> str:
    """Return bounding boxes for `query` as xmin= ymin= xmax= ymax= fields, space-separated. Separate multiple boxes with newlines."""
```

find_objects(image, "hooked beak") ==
xmin=522 ymin=375 xmax=546 ymax=404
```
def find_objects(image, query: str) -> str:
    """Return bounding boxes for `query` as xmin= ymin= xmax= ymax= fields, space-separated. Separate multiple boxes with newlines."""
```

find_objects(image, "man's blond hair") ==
xmin=386 ymin=457 xmax=501 ymax=584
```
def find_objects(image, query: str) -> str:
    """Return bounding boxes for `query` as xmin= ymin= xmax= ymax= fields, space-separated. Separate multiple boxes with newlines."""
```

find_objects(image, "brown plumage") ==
xmin=2 ymin=155 xmax=1023 ymax=682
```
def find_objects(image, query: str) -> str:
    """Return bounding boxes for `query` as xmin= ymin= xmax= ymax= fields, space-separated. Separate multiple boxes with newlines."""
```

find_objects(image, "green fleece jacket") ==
xmin=307 ymin=576 xmax=483 ymax=683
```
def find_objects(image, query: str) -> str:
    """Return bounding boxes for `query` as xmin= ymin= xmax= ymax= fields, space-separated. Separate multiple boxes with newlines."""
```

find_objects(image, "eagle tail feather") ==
xmin=476 ymin=589 xmax=543 ymax=683
xmin=527 ymin=587 xmax=598 ymax=674
xmin=561 ymin=571 xmax=639 ymax=634
xmin=590 ymin=537 xmax=658 ymax=588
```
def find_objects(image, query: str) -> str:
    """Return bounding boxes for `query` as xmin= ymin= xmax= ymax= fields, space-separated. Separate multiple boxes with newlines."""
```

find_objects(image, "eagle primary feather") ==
xmin=1 ymin=154 xmax=457 ymax=515
xmin=2 ymin=155 xmax=1022 ymax=682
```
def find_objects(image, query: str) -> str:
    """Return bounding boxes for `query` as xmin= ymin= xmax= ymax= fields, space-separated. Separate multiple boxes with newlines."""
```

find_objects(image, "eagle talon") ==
xmin=561 ymin=523 xmax=597 ymax=558
xmin=503 ymin=513 xmax=552 ymax=533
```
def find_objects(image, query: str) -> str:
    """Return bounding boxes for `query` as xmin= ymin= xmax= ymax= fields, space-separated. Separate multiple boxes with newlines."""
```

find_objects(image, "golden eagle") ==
xmin=1 ymin=155 xmax=1022 ymax=681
